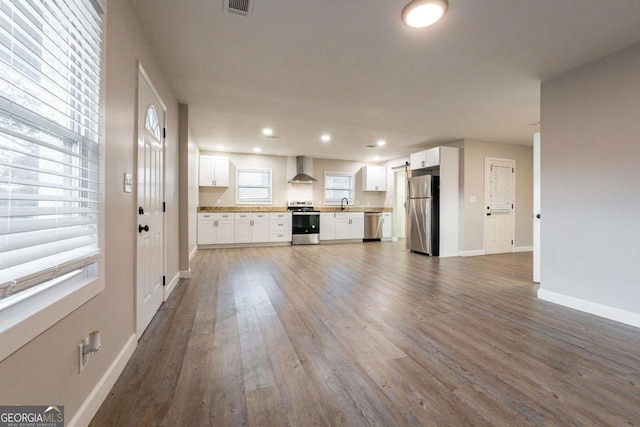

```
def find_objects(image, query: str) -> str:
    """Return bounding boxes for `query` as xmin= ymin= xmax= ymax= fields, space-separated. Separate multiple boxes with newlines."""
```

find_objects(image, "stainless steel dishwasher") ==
xmin=364 ymin=212 xmax=383 ymax=241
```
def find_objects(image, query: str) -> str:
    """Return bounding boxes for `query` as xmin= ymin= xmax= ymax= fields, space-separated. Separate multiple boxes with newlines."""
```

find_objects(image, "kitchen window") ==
xmin=325 ymin=172 xmax=354 ymax=205
xmin=236 ymin=168 xmax=272 ymax=204
xmin=0 ymin=0 xmax=104 ymax=361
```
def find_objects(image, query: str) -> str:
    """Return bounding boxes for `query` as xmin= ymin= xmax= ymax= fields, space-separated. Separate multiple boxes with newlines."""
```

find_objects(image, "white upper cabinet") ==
xmin=361 ymin=165 xmax=387 ymax=192
xmin=199 ymin=155 xmax=229 ymax=187
xmin=410 ymin=147 xmax=440 ymax=170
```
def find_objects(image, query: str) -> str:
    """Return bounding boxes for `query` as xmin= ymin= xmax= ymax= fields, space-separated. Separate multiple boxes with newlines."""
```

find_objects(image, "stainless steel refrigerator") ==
xmin=407 ymin=174 xmax=439 ymax=255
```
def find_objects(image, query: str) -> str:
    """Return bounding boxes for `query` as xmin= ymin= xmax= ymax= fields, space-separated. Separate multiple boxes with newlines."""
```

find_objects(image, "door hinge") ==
xmin=512 ymin=167 xmax=514 ymax=173
xmin=162 ymin=275 xmax=166 ymax=287
xmin=512 ymin=203 xmax=514 ymax=209
xmin=163 ymin=202 xmax=166 ymax=212
xmin=511 ymin=240 xmax=514 ymax=245
xmin=163 ymin=127 xmax=166 ymax=139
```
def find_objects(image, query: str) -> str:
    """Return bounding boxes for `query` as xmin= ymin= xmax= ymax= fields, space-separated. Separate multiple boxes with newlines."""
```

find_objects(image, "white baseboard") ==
xmin=438 ymin=252 xmax=459 ymax=258
xmin=180 ymin=269 xmax=191 ymax=279
xmin=460 ymin=249 xmax=486 ymax=257
xmin=68 ymin=334 xmax=137 ymax=427
xmin=538 ymin=289 xmax=640 ymax=329
xmin=164 ymin=272 xmax=180 ymax=301
xmin=189 ymin=246 xmax=197 ymax=262
xmin=515 ymin=246 xmax=534 ymax=252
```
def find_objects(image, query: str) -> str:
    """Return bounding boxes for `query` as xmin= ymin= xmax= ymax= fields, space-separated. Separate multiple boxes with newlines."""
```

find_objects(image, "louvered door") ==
xmin=485 ymin=159 xmax=515 ymax=254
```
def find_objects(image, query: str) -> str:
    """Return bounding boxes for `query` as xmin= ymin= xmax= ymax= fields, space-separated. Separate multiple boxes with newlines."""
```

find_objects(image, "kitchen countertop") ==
xmin=198 ymin=206 xmax=393 ymax=213
xmin=315 ymin=206 xmax=392 ymax=213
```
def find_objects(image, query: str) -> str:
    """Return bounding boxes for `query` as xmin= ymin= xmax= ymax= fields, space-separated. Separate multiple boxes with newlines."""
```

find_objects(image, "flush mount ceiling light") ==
xmin=253 ymin=147 xmax=261 ymax=153
xmin=262 ymin=128 xmax=273 ymax=136
xmin=321 ymin=134 xmax=331 ymax=142
xmin=401 ymin=0 xmax=448 ymax=29
xmin=377 ymin=139 xmax=386 ymax=147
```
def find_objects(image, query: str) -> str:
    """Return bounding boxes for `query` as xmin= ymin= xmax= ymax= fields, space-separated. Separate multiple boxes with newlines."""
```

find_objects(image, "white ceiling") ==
xmin=131 ymin=0 xmax=640 ymax=162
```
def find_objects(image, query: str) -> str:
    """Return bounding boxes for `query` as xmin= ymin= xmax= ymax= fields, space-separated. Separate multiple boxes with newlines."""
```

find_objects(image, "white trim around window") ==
xmin=236 ymin=168 xmax=272 ymax=204
xmin=0 ymin=0 xmax=106 ymax=361
xmin=324 ymin=172 xmax=354 ymax=205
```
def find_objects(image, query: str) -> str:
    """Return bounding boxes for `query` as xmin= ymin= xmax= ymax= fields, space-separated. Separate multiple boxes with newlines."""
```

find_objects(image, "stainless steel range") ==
xmin=288 ymin=201 xmax=320 ymax=245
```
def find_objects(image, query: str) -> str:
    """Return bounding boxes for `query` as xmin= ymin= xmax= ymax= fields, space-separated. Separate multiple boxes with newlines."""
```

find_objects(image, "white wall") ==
xmin=311 ymin=158 xmax=387 ymax=208
xmin=457 ymin=140 xmax=533 ymax=253
xmin=178 ymin=104 xmax=198 ymax=271
xmin=198 ymin=153 xmax=390 ymax=208
xmin=0 ymin=0 xmax=180 ymax=420
xmin=188 ymin=136 xmax=199 ymax=258
xmin=198 ymin=152 xmax=289 ymax=207
xmin=539 ymin=42 xmax=640 ymax=326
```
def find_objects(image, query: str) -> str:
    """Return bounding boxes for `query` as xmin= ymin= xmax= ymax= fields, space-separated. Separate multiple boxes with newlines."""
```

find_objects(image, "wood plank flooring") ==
xmin=91 ymin=242 xmax=640 ymax=426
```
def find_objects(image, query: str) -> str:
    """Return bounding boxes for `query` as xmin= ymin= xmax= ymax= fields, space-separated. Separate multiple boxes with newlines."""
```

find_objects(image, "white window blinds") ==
xmin=0 ymin=0 xmax=102 ymax=299
xmin=237 ymin=169 xmax=271 ymax=203
xmin=489 ymin=165 xmax=513 ymax=212
xmin=325 ymin=172 xmax=353 ymax=204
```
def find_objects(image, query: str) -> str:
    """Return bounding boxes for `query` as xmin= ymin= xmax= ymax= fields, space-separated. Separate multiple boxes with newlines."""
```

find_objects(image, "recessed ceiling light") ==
xmin=377 ymin=139 xmax=387 ymax=147
xmin=217 ymin=144 xmax=225 ymax=150
xmin=253 ymin=147 xmax=261 ymax=153
xmin=373 ymin=156 xmax=381 ymax=161
xmin=262 ymin=128 xmax=273 ymax=136
xmin=402 ymin=0 xmax=448 ymax=29
xmin=321 ymin=134 xmax=331 ymax=142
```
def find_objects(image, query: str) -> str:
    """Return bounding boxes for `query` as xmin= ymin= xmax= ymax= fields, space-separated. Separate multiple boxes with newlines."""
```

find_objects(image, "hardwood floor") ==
xmin=91 ymin=242 xmax=640 ymax=426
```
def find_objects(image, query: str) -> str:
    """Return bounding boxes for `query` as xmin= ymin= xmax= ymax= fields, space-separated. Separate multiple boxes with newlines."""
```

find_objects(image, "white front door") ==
xmin=136 ymin=70 xmax=165 ymax=338
xmin=533 ymin=133 xmax=541 ymax=282
xmin=484 ymin=158 xmax=515 ymax=254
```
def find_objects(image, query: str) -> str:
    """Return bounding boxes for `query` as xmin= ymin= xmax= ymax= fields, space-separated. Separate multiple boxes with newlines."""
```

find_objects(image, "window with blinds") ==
xmin=236 ymin=169 xmax=272 ymax=204
xmin=489 ymin=165 xmax=513 ymax=212
xmin=325 ymin=172 xmax=353 ymax=204
xmin=0 ymin=0 xmax=102 ymax=302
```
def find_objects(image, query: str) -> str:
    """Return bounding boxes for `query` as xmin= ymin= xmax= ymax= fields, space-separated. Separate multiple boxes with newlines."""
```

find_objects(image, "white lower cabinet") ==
xmin=198 ymin=211 xmax=292 ymax=245
xmin=320 ymin=213 xmax=336 ymax=240
xmin=322 ymin=212 xmax=364 ymax=240
xmin=197 ymin=212 xmax=234 ymax=244
xmin=382 ymin=212 xmax=392 ymax=240
xmin=269 ymin=212 xmax=292 ymax=242
xmin=234 ymin=213 xmax=270 ymax=243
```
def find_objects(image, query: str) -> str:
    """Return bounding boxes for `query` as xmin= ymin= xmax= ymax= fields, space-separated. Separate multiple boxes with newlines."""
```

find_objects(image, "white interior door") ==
xmin=136 ymin=71 xmax=165 ymax=338
xmin=393 ymin=167 xmax=406 ymax=238
xmin=484 ymin=158 xmax=515 ymax=254
xmin=533 ymin=133 xmax=541 ymax=282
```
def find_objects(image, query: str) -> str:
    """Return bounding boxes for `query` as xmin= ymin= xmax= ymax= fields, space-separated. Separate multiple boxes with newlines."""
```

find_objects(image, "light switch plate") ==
xmin=123 ymin=173 xmax=133 ymax=193
xmin=469 ymin=196 xmax=477 ymax=203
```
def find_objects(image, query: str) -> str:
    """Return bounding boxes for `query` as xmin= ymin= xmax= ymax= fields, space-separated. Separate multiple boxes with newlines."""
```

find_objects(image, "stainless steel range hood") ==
xmin=288 ymin=156 xmax=317 ymax=183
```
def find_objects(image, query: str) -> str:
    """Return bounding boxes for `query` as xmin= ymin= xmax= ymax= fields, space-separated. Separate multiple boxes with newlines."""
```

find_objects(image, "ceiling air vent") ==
xmin=226 ymin=0 xmax=252 ymax=17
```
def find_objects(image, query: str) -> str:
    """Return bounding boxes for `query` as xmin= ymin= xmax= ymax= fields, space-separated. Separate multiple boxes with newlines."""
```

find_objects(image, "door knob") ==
xmin=536 ymin=213 xmax=541 ymax=219
xmin=138 ymin=224 xmax=149 ymax=233
xmin=138 ymin=206 xmax=144 ymax=215
xmin=486 ymin=213 xmax=492 ymax=216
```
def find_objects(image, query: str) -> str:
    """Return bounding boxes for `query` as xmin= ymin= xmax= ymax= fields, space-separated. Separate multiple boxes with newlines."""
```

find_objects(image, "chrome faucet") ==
xmin=341 ymin=197 xmax=349 ymax=211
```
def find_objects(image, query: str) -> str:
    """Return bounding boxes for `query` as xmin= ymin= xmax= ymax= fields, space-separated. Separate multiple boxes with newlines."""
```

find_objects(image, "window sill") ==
xmin=0 ymin=265 xmax=103 ymax=361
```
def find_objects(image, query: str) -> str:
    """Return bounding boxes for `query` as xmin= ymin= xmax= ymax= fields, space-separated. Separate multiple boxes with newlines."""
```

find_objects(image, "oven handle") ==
xmin=292 ymin=212 xmax=320 ymax=216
